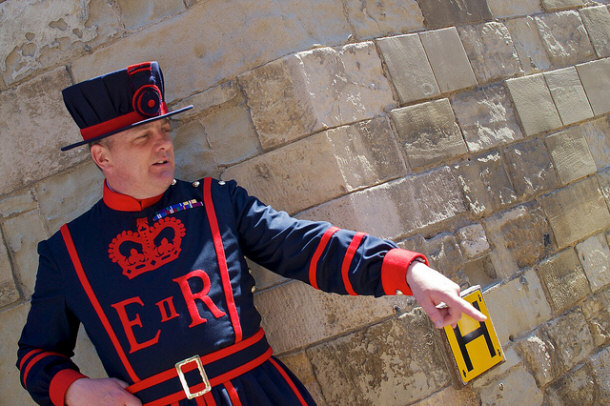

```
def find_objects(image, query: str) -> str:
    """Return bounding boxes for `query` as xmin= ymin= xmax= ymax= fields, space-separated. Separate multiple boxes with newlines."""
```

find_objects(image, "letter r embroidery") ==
xmin=173 ymin=269 xmax=227 ymax=328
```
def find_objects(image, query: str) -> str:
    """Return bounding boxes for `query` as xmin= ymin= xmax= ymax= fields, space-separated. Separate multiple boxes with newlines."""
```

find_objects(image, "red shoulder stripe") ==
xmin=203 ymin=178 xmax=243 ymax=343
xmin=60 ymin=224 xmax=140 ymax=382
xmin=341 ymin=232 xmax=366 ymax=296
xmin=308 ymin=226 xmax=340 ymax=289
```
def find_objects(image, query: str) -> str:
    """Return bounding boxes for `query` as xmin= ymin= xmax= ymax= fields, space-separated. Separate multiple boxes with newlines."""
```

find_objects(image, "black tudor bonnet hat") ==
xmin=61 ymin=61 xmax=192 ymax=151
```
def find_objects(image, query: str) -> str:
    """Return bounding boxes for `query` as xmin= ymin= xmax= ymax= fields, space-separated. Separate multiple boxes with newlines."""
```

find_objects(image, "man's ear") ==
xmin=90 ymin=144 xmax=111 ymax=171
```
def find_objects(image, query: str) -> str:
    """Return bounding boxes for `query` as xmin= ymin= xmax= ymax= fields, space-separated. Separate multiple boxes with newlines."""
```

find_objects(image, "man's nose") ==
xmin=153 ymin=128 xmax=173 ymax=150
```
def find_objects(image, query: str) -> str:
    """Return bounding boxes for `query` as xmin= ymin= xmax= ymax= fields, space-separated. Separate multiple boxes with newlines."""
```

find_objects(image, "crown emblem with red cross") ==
xmin=108 ymin=217 xmax=186 ymax=279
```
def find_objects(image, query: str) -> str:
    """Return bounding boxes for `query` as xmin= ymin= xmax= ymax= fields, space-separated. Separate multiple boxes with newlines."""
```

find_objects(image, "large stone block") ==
xmin=546 ymin=310 xmax=595 ymax=372
xmin=504 ymin=138 xmax=559 ymax=199
xmin=451 ymin=84 xmax=523 ymax=153
xmin=516 ymin=327 xmax=559 ymax=386
xmin=581 ymin=286 xmax=610 ymax=346
xmin=376 ymin=34 xmax=440 ymax=104
xmin=0 ymin=191 xmax=38 ymax=219
xmin=537 ymin=249 xmax=591 ymax=314
xmin=486 ymin=0 xmax=542 ymax=18
xmin=2 ymin=209 xmax=49 ymax=299
xmin=34 ymin=161 xmax=103 ymax=233
xmin=0 ymin=304 xmax=37 ymax=406
xmin=0 ymin=0 xmax=121 ymax=85
xmin=505 ymin=16 xmax=552 ymax=73
xmin=453 ymin=152 xmax=517 ymax=218
xmin=178 ymin=82 xmax=260 ymax=167
xmin=416 ymin=0 xmax=492 ymax=29
xmin=457 ymin=22 xmax=522 ymax=84
xmin=478 ymin=365 xmax=543 ymax=406
xmin=240 ymin=42 xmax=394 ymax=149
xmin=576 ymin=233 xmax=610 ymax=291
xmin=0 ymin=239 xmax=19 ymax=308
xmin=544 ymin=67 xmax=594 ymax=125
xmin=173 ymin=120 xmax=221 ymax=181
xmin=71 ymin=0 xmax=352 ymax=102
xmin=540 ymin=177 xmax=610 ymax=248
xmin=276 ymin=351 xmax=324 ymax=405
xmin=535 ymin=11 xmax=596 ymax=67
xmin=412 ymin=386 xmax=479 ymax=406
xmin=484 ymin=268 xmax=552 ymax=344
xmin=390 ymin=99 xmax=467 ymax=169
xmin=116 ymin=0 xmax=185 ymax=30
xmin=0 ymin=67 xmax=88 ymax=195
xmin=545 ymin=127 xmax=597 ymax=184
xmin=546 ymin=364 xmax=595 ymax=406
xmin=589 ymin=346 xmax=610 ymax=405
xmin=484 ymin=204 xmax=554 ymax=278
xmin=419 ymin=27 xmax=477 ymax=93
xmin=298 ymin=167 xmax=466 ymax=240
xmin=456 ymin=223 xmax=490 ymax=260
xmin=581 ymin=116 xmax=610 ymax=169
xmin=222 ymin=117 xmax=406 ymax=214
xmin=576 ymin=58 xmax=610 ymax=116
xmin=542 ymin=0 xmax=586 ymax=11
xmin=306 ymin=310 xmax=449 ymax=405
xmin=580 ymin=5 xmax=610 ymax=57
xmin=254 ymin=280 xmax=400 ymax=354
xmin=600 ymin=167 xmax=610 ymax=207
xmin=505 ymin=74 xmax=562 ymax=136
xmin=418 ymin=233 xmax=464 ymax=283
xmin=344 ymin=0 xmax=424 ymax=39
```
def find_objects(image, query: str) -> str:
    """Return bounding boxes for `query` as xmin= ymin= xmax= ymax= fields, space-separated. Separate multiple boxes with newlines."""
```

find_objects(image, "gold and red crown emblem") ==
xmin=108 ymin=217 xmax=186 ymax=279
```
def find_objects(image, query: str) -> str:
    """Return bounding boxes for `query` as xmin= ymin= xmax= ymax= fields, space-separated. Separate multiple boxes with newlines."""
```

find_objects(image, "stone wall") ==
xmin=1 ymin=0 xmax=609 ymax=405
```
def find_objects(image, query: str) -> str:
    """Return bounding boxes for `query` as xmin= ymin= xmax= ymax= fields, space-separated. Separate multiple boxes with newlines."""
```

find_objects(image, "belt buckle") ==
xmin=175 ymin=355 xmax=212 ymax=399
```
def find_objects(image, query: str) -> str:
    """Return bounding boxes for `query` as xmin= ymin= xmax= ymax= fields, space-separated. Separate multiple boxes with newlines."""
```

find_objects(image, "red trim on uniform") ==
xmin=127 ymin=62 xmax=152 ymax=75
xmin=341 ymin=232 xmax=366 ymax=296
xmin=81 ymin=111 xmax=147 ymax=140
xmin=60 ymin=224 xmax=140 ymax=382
xmin=21 ymin=351 xmax=66 ymax=388
xmin=269 ymin=358 xmax=308 ymax=406
xmin=19 ymin=348 xmax=43 ymax=371
xmin=49 ymin=368 xmax=87 ymax=406
xmin=309 ymin=226 xmax=340 ymax=289
xmin=203 ymin=391 xmax=217 ymax=406
xmin=140 ymin=348 xmax=272 ymax=406
xmin=380 ymin=248 xmax=428 ymax=296
xmin=203 ymin=177 xmax=243 ymax=343
xmin=224 ymin=381 xmax=242 ymax=406
xmin=103 ymin=181 xmax=164 ymax=212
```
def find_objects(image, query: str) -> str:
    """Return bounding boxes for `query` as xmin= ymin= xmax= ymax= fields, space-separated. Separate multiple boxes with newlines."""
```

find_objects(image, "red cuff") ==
xmin=381 ymin=248 xmax=428 ymax=296
xmin=49 ymin=369 xmax=87 ymax=406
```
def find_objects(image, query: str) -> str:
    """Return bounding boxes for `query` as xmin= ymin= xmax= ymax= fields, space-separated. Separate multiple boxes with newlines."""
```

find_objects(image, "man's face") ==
xmin=91 ymin=119 xmax=175 ymax=199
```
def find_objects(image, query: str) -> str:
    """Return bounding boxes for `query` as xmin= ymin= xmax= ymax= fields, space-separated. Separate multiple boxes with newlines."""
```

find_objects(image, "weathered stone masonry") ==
xmin=1 ymin=1 xmax=608 ymax=405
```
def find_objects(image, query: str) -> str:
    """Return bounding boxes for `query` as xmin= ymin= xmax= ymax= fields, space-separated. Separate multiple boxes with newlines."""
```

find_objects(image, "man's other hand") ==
xmin=406 ymin=261 xmax=486 ymax=329
xmin=65 ymin=377 xmax=142 ymax=406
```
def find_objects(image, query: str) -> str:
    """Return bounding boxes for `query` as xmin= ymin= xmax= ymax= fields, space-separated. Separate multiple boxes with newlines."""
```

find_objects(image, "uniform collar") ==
xmin=102 ymin=180 xmax=165 ymax=211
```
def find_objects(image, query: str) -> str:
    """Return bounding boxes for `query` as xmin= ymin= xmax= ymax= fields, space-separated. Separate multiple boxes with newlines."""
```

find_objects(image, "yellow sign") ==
xmin=444 ymin=286 xmax=503 ymax=384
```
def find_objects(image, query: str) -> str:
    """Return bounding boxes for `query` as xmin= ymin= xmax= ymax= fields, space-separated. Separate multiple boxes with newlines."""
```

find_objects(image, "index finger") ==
xmin=450 ymin=296 xmax=487 ymax=322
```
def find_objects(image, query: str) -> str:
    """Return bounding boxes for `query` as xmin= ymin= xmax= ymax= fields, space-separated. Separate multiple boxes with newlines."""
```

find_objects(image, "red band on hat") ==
xmin=80 ymin=102 xmax=168 ymax=141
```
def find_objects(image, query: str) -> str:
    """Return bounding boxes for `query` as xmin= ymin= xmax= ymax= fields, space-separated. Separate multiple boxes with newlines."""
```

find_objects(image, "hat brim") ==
xmin=60 ymin=105 xmax=194 ymax=151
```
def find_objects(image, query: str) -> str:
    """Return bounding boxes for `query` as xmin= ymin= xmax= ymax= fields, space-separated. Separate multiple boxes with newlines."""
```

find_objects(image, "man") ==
xmin=17 ymin=61 xmax=485 ymax=406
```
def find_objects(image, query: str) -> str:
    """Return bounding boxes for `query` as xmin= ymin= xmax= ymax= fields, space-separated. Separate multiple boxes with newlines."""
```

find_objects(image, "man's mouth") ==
xmin=153 ymin=159 xmax=169 ymax=166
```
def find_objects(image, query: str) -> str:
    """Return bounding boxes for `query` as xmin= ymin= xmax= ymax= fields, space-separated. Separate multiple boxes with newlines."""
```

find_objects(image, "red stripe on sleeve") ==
xmin=49 ymin=368 xmax=87 ymax=406
xmin=269 ymin=358 xmax=308 ymax=406
xmin=60 ymin=225 xmax=140 ymax=382
xmin=19 ymin=349 xmax=43 ymax=371
xmin=21 ymin=351 xmax=65 ymax=388
xmin=203 ymin=178 xmax=243 ymax=343
xmin=308 ymin=226 xmax=340 ymax=290
xmin=341 ymin=232 xmax=366 ymax=296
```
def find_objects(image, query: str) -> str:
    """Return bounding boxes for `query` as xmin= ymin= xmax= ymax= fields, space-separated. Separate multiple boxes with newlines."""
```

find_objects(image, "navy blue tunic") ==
xmin=17 ymin=178 xmax=426 ymax=405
